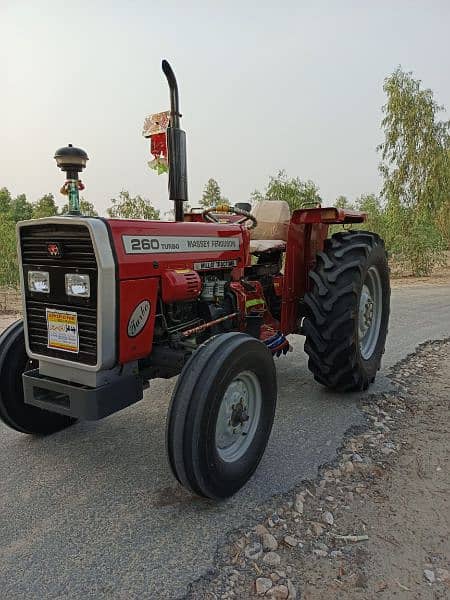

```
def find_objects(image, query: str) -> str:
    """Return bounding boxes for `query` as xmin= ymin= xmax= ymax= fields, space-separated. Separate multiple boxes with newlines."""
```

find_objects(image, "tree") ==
xmin=379 ymin=67 xmax=449 ymax=212
xmin=0 ymin=187 xmax=12 ymax=214
xmin=335 ymin=195 xmax=352 ymax=209
xmin=251 ymin=170 xmax=321 ymax=212
xmin=200 ymin=178 xmax=229 ymax=208
xmin=107 ymin=190 xmax=160 ymax=220
xmin=31 ymin=193 xmax=59 ymax=219
xmin=164 ymin=203 xmax=191 ymax=220
xmin=0 ymin=188 xmax=33 ymax=222
xmin=9 ymin=194 xmax=33 ymax=222
xmin=61 ymin=198 xmax=98 ymax=217
xmin=377 ymin=67 xmax=450 ymax=274
xmin=355 ymin=194 xmax=389 ymax=240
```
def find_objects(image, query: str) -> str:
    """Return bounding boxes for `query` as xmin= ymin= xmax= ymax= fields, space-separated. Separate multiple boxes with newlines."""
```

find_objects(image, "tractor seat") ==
xmin=249 ymin=239 xmax=286 ymax=253
xmin=249 ymin=200 xmax=290 ymax=254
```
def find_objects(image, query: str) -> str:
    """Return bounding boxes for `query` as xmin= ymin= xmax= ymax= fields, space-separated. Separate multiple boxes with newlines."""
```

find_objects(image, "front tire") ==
xmin=303 ymin=231 xmax=390 ymax=392
xmin=166 ymin=333 xmax=277 ymax=499
xmin=0 ymin=320 xmax=76 ymax=434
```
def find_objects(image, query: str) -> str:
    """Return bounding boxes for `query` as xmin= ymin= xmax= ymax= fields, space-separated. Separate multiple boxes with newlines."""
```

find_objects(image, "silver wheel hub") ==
xmin=358 ymin=266 xmax=383 ymax=360
xmin=215 ymin=371 xmax=262 ymax=463
xmin=359 ymin=287 xmax=374 ymax=336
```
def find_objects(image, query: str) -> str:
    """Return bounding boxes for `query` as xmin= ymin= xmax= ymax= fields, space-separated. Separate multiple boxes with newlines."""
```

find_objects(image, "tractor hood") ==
xmin=106 ymin=219 xmax=250 ymax=280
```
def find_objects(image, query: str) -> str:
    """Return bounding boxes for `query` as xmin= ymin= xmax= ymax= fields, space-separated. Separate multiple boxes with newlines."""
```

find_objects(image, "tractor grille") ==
xmin=20 ymin=224 xmax=98 ymax=366
xmin=26 ymin=301 xmax=97 ymax=364
xmin=20 ymin=224 xmax=97 ymax=267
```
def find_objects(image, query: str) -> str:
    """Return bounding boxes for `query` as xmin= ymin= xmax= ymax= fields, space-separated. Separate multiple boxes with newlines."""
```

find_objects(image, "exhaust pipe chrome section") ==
xmin=162 ymin=59 xmax=188 ymax=221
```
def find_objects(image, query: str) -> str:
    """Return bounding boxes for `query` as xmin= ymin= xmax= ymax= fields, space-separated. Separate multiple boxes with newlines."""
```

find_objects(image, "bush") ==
xmin=435 ymin=197 xmax=450 ymax=249
xmin=385 ymin=204 xmax=446 ymax=276
xmin=330 ymin=194 xmax=447 ymax=276
xmin=0 ymin=219 xmax=19 ymax=286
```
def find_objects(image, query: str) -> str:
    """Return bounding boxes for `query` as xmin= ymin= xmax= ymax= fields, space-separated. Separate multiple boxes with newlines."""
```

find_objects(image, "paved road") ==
xmin=1 ymin=283 xmax=449 ymax=599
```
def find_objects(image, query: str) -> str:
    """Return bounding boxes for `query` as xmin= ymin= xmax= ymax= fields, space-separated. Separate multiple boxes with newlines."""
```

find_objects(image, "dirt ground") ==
xmin=188 ymin=340 xmax=450 ymax=599
xmin=0 ymin=314 xmax=17 ymax=332
xmin=293 ymin=343 xmax=450 ymax=600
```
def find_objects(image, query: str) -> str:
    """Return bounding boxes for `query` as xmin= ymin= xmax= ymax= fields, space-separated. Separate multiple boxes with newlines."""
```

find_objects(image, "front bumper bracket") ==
xmin=23 ymin=369 xmax=143 ymax=420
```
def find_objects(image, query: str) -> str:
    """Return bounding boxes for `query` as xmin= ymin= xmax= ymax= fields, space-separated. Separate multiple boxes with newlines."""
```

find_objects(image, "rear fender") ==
xmin=280 ymin=208 xmax=366 ymax=332
xmin=291 ymin=207 xmax=367 ymax=225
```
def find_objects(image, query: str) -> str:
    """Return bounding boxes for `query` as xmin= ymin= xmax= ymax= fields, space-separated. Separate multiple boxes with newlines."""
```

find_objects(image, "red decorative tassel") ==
xmin=150 ymin=132 xmax=167 ymax=158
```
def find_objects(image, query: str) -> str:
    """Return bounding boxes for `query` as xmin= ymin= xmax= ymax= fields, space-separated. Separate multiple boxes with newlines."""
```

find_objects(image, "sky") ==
xmin=1 ymin=0 xmax=449 ymax=217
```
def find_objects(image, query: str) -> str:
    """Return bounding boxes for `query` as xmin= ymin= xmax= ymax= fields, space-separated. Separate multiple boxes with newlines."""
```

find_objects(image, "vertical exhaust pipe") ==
xmin=162 ymin=60 xmax=188 ymax=222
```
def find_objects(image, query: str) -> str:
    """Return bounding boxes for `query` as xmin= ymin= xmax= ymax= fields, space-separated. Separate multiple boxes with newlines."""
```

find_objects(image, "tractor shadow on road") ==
xmin=9 ymin=340 xmax=393 ymax=512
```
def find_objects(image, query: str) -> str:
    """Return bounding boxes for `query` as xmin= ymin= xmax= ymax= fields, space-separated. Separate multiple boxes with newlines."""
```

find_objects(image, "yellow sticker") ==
xmin=46 ymin=309 xmax=79 ymax=353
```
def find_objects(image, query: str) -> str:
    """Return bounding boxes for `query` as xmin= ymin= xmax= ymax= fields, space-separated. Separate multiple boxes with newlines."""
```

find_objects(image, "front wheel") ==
xmin=0 ymin=320 xmax=76 ymax=434
xmin=303 ymin=231 xmax=390 ymax=392
xmin=166 ymin=333 xmax=277 ymax=499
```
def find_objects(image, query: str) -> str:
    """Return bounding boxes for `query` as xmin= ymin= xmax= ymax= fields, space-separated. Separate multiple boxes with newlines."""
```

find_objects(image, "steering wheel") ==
xmin=202 ymin=205 xmax=258 ymax=229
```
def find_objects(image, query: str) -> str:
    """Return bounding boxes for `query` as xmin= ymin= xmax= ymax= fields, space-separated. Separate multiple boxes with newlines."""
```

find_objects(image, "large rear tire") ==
xmin=166 ymin=332 xmax=277 ymax=499
xmin=0 ymin=320 xmax=76 ymax=434
xmin=303 ymin=231 xmax=390 ymax=392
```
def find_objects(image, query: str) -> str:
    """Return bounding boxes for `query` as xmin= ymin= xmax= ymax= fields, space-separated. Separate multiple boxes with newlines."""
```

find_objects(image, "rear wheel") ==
xmin=166 ymin=332 xmax=277 ymax=499
xmin=303 ymin=231 xmax=390 ymax=391
xmin=0 ymin=320 xmax=76 ymax=434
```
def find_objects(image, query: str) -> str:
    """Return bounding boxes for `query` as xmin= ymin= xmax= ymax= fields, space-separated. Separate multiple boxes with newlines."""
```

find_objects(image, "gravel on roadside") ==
xmin=186 ymin=340 xmax=450 ymax=600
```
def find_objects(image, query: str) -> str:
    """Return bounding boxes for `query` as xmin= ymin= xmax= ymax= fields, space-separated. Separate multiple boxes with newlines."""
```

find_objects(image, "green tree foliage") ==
xmin=379 ymin=67 xmax=449 ymax=212
xmin=10 ymin=194 xmax=33 ymax=221
xmin=355 ymin=194 xmax=388 ymax=238
xmin=0 ymin=188 xmax=33 ymax=222
xmin=164 ymin=203 xmax=191 ymax=220
xmin=335 ymin=195 xmax=351 ymax=209
xmin=0 ymin=188 xmax=32 ymax=285
xmin=377 ymin=67 xmax=450 ymax=275
xmin=107 ymin=190 xmax=160 ymax=220
xmin=31 ymin=193 xmax=59 ymax=219
xmin=0 ymin=218 xmax=19 ymax=286
xmin=200 ymin=178 xmax=229 ymax=208
xmin=330 ymin=194 xmax=390 ymax=239
xmin=0 ymin=187 xmax=12 ymax=213
xmin=61 ymin=198 xmax=98 ymax=217
xmin=436 ymin=196 xmax=450 ymax=247
xmin=252 ymin=170 xmax=321 ymax=212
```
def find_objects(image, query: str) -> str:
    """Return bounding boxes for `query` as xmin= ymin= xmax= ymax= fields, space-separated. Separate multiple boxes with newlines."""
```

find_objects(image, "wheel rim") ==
xmin=358 ymin=265 xmax=383 ymax=360
xmin=215 ymin=370 xmax=262 ymax=463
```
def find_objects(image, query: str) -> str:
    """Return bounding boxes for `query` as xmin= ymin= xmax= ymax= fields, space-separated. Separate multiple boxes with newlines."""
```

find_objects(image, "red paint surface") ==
xmin=107 ymin=219 xmax=249 ymax=363
xmin=105 ymin=207 xmax=363 ymax=363
xmin=119 ymin=277 xmax=159 ymax=363
xmin=107 ymin=220 xmax=249 ymax=279
xmin=281 ymin=213 xmax=329 ymax=333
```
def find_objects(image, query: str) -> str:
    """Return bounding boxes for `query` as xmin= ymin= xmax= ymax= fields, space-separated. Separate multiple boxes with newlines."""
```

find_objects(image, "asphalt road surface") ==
xmin=1 ymin=283 xmax=449 ymax=599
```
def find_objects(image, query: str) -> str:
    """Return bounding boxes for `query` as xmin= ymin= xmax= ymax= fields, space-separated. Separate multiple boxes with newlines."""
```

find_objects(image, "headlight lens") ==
xmin=65 ymin=273 xmax=90 ymax=297
xmin=28 ymin=271 xmax=50 ymax=293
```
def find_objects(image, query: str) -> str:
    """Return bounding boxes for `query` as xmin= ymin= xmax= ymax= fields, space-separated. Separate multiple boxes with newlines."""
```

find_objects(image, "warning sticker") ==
xmin=46 ymin=309 xmax=79 ymax=353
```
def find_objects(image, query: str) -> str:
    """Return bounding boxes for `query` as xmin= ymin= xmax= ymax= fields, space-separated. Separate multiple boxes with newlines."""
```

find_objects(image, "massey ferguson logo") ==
xmin=47 ymin=242 xmax=62 ymax=258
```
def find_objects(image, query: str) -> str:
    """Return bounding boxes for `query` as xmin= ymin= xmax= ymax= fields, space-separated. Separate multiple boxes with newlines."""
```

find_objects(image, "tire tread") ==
xmin=303 ymin=230 xmax=390 ymax=392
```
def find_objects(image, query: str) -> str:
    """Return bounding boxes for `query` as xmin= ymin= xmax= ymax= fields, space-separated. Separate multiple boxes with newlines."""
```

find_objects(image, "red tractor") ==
xmin=0 ymin=61 xmax=390 ymax=499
